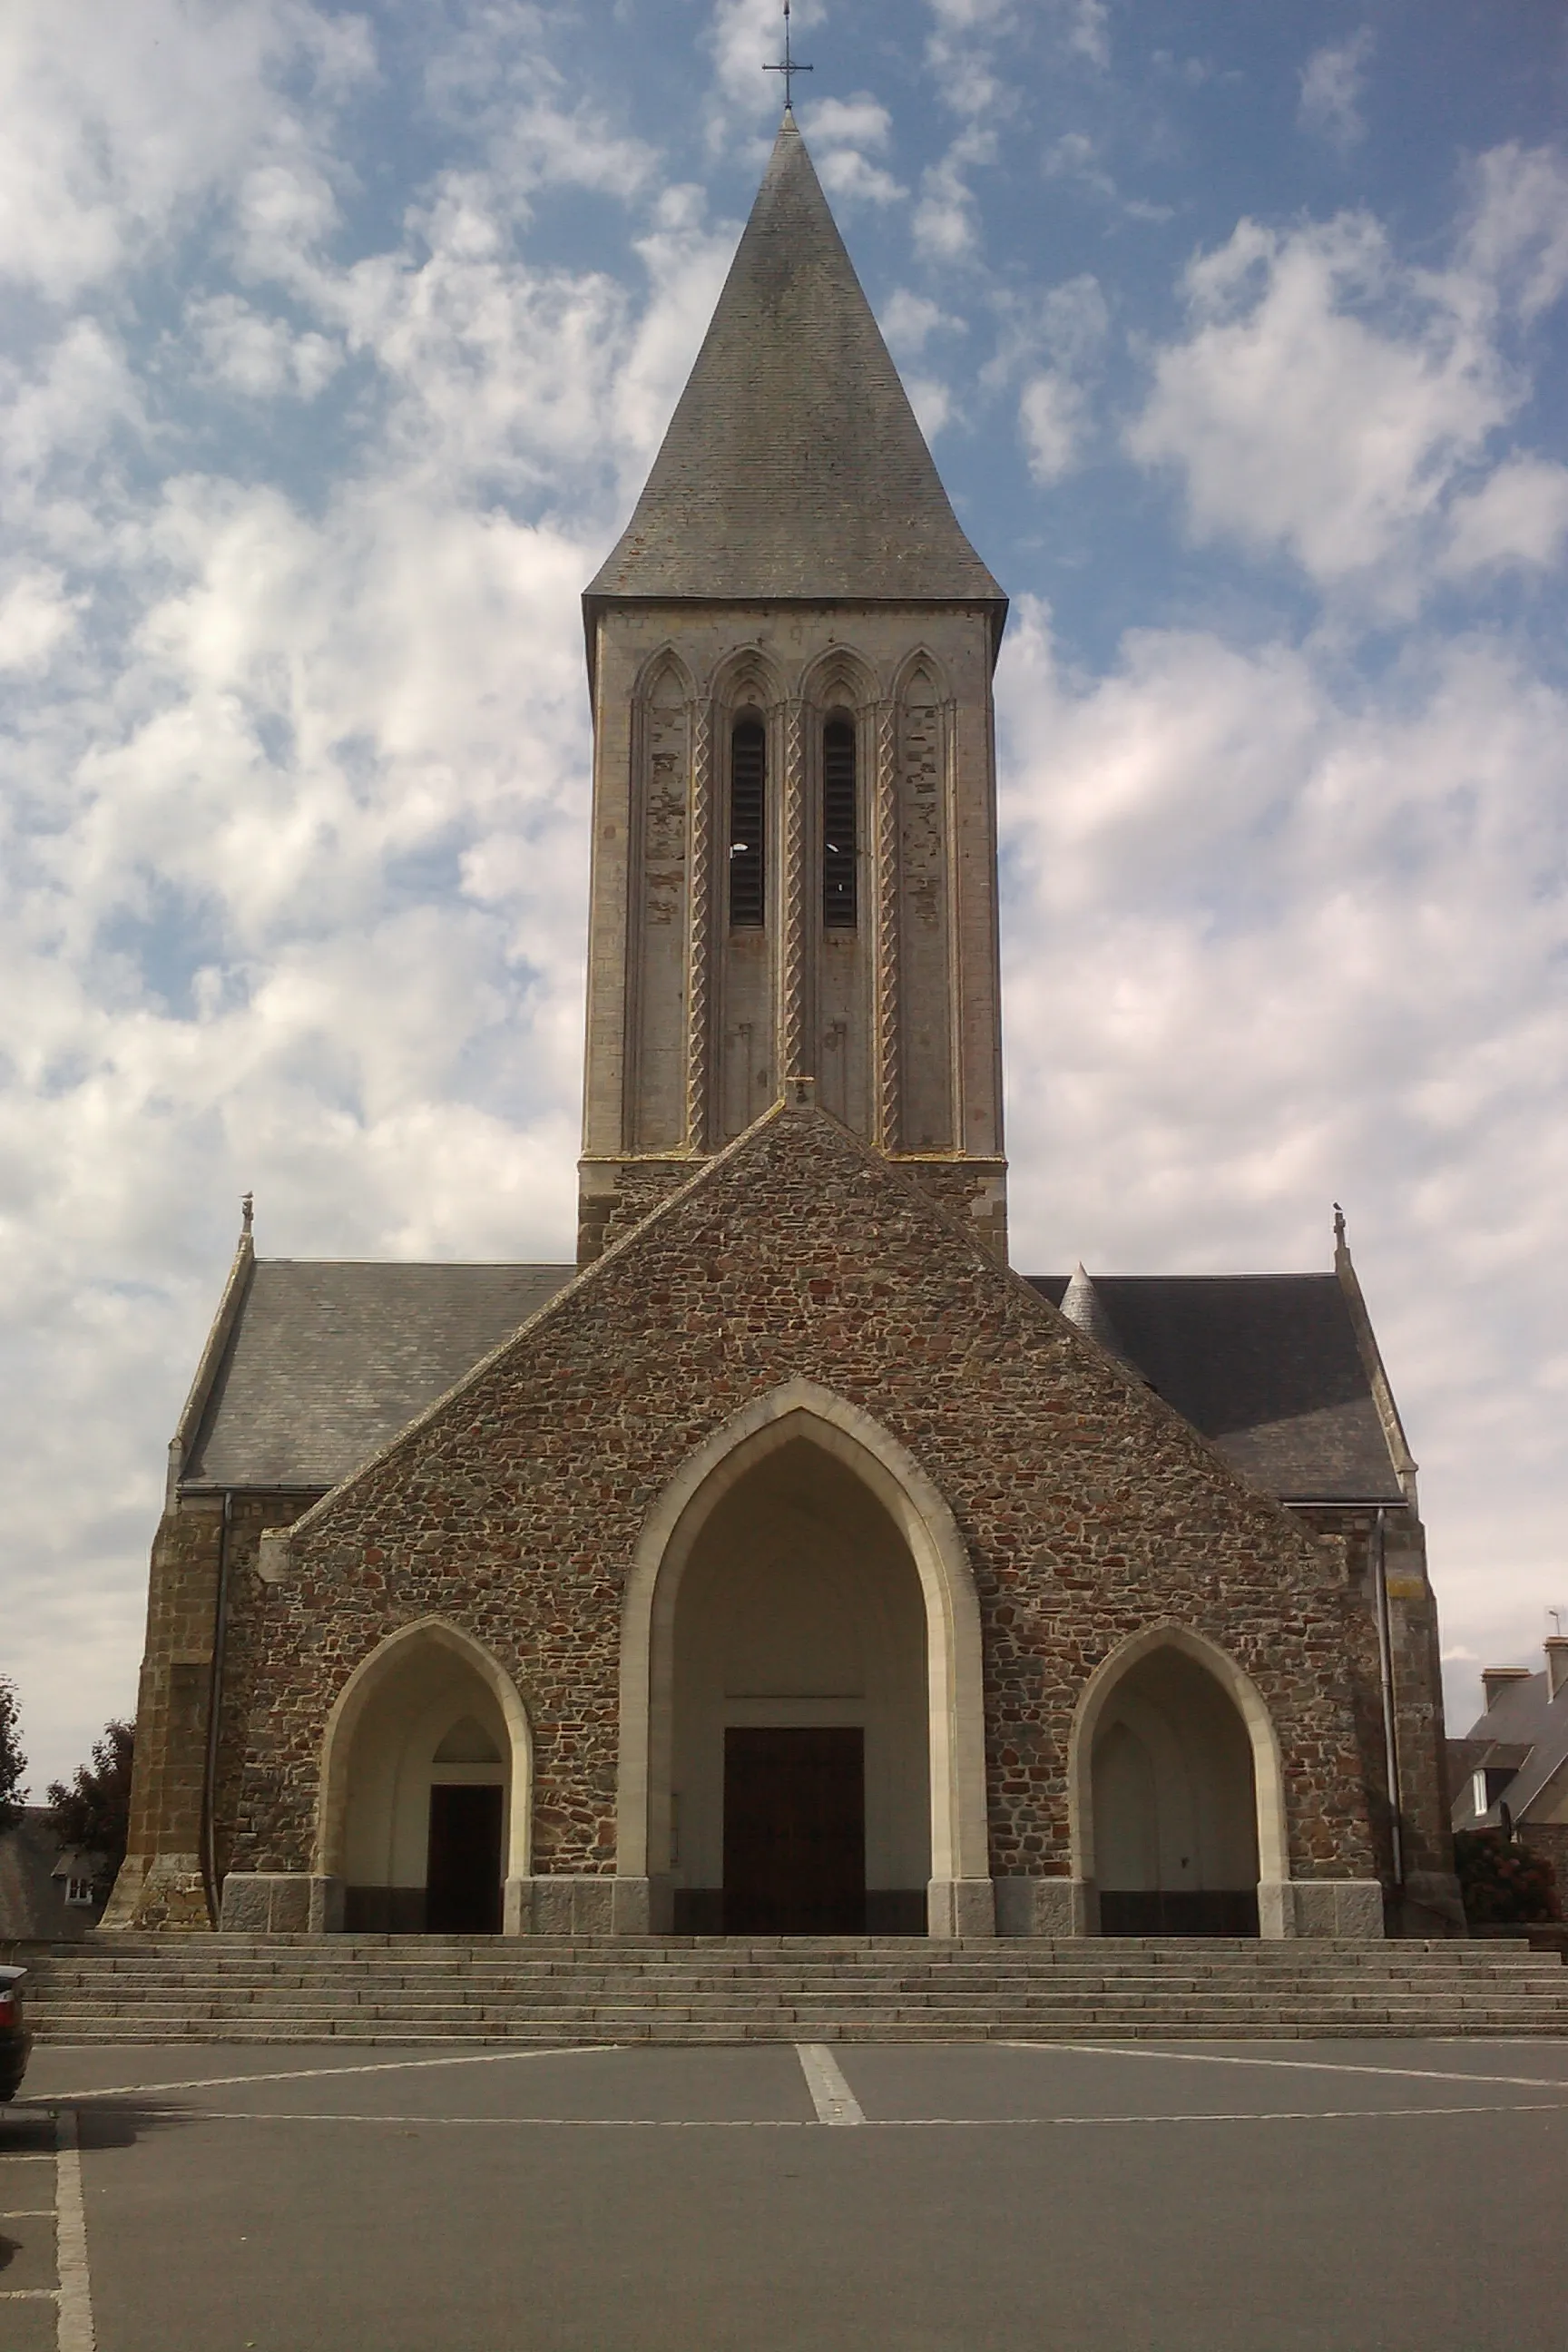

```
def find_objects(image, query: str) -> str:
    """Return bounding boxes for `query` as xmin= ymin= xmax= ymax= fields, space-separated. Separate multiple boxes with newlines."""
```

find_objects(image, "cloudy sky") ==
xmin=3 ymin=0 xmax=1565 ymax=1789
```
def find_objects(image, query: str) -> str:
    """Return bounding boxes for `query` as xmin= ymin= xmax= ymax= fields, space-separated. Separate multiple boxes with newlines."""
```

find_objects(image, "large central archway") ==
xmin=619 ymin=1380 xmax=993 ymax=1937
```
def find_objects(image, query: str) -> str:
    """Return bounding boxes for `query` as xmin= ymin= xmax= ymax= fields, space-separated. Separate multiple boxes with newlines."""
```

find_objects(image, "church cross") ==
xmin=763 ymin=0 xmax=813 ymax=113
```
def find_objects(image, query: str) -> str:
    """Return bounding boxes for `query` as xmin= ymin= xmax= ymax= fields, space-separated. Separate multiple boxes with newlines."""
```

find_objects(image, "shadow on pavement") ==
xmin=8 ymin=2096 xmax=197 ymax=2151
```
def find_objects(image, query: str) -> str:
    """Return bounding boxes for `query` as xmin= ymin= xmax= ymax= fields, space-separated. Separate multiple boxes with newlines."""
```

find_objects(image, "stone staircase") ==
xmin=21 ymin=1935 xmax=1568 ymax=2043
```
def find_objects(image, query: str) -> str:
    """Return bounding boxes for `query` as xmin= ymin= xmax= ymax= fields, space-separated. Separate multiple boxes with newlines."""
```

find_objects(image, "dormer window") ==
xmin=822 ymin=717 xmax=857 ymax=930
xmin=729 ymin=718 xmax=766 ymax=927
xmin=1473 ymin=1766 xmax=1516 ymax=1816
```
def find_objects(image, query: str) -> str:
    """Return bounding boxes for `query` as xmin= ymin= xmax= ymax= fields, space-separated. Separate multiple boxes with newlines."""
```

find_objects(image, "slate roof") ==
xmin=182 ymin=1260 xmax=575 ymax=1490
xmin=181 ymin=1256 xmax=1402 ymax=1505
xmin=1449 ymin=1664 xmax=1568 ymax=1829
xmin=1027 ymin=1273 xmax=1405 ymax=1504
xmin=585 ymin=115 xmax=1005 ymax=617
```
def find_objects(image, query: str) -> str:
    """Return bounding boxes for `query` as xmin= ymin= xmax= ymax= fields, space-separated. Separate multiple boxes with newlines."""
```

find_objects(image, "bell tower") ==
xmin=576 ymin=113 xmax=1009 ymax=1265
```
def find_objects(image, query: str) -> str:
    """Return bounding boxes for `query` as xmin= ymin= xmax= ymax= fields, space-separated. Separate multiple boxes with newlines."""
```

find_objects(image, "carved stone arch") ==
xmin=799 ymin=642 xmax=878 ymax=717
xmin=633 ymin=643 xmax=697 ymax=708
xmin=892 ymin=644 xmax=953 ymax=705
xmin=1067 ymin=1622 xmax=1290 ymax=1916
xmin=314 ymin=1615 xmax=534 ymax=1885
xmin=617 ymin=1377 xmax=993 ymax=1932
xmin=708 ymin=642 xmax=785 ymax=718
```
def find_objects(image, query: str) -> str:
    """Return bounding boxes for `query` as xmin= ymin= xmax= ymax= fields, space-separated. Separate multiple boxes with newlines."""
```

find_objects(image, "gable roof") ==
xmin=178 ymin=1219 xmax=1403 ymax=1506
xmin=181 ymin=1260 xmax=574 ymax=1490
xmin=584 ymin=115 xmax=1005 ymax=622
xmin=1450 ymin=1664 xmax=1568 ymax=1829
xmin=1027 ymin=1273 xmax=1403 ymax=1504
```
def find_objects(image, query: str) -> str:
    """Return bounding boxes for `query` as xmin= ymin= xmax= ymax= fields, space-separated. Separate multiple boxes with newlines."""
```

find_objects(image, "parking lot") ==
xmin=5 ymin=2036 xmax=1568 ymax=2349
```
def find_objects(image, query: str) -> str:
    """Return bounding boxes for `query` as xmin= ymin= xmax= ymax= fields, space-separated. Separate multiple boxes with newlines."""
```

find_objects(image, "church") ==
xmin=109 ymin=113 xmax=1462 ymax=1949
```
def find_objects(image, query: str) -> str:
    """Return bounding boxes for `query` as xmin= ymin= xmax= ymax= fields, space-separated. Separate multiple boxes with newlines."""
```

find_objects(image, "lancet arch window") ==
xmin=729 ymin=716 xmax=767 ymax=928
xmin=821 ymin=715 xmax=858 ymax=931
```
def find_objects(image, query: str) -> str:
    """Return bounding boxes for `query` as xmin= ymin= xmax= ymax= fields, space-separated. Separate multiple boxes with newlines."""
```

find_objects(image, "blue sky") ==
xmin=2 ymin=0 xmax=1566 ymax=1787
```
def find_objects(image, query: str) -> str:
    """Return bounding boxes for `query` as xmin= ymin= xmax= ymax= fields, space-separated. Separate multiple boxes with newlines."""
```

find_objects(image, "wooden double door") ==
xmin=722 ymin=1727 xmax=866 ymax=1935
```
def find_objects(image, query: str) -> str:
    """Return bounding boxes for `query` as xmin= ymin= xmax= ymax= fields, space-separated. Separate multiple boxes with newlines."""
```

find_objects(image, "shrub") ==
xmin=1454 ymin=1828 xmax=1559 ymax=1925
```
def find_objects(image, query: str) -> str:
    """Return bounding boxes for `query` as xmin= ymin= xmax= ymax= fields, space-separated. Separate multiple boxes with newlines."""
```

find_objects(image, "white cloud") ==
xmin=1019 ymin=373 xmax=1086 ymax=482
xmin=0 ymin=0 xmax=371 ymax=299
xmin=987 ymin=275 xmax=1107 ymax=481
xmin=1460 ymin=142 xmax=1568 ymax=324
xmin=1298 ymin=28 xmax=1375 ymax=151
xmin=1443 ymin=456 xmax=1568 ymax=575
xmin=0 ymin=569 xmax=80 ymax=672
xmin=189 ymin=294 xmax=341 ymax=399
xmin=1128 ymin=204 xmax=1521 ymax=594
xmin=914 ymin=127 xmax=996 ymax=262
xmin=996 ymin=600 xmax=1568 ymax=1721
xmin=880 ymin=289 xmax=963 ymax=358
xmin=805 ymin=96 xmax=905 ymax=208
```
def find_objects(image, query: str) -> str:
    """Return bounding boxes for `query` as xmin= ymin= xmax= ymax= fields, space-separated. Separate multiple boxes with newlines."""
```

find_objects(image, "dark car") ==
xmin=0 ymin=1966 xmax=32 ymax=2101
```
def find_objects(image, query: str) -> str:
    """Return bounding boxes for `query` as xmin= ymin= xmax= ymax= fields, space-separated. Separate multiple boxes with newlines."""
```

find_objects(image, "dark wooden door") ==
xmin=723 ymin=1728 xmax=865 ymax=1935
xmin=426 ymin=1784 xmax=503 ymax=1935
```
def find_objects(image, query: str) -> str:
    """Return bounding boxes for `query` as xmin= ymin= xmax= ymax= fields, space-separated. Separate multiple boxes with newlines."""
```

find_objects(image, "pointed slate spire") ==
xmin=1059 ymin=1262 xmax=1134 ymax=1367
xmin=586 ymin=115 xmax=1005 ymax=618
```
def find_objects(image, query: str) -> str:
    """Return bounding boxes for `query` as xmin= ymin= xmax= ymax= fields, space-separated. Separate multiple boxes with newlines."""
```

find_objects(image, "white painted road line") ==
xmin=28 ymin=2043 xmax=617 ymax=2103
xmin=998 ymin=2043 xmax=1568 ymax=2092
xmin=54 ymin=2109 xmax=95 ymax=2352
xmin=795 ymin=2044 xmax=865 ymax=2126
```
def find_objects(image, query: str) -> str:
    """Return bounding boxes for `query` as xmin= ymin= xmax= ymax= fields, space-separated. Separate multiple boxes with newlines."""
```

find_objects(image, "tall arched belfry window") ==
xmin=729 ymin=718 xmax=766 ymax=928
xmin=822 ymin=716 xmax=857 ymax=930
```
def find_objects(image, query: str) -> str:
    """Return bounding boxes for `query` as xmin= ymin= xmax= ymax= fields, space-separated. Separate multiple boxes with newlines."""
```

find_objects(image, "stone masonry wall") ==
xmin=109 ymin=1488 xmax=321 ymax=1929
xmin=226 ymin=1103 xmax=1377 ymax=1886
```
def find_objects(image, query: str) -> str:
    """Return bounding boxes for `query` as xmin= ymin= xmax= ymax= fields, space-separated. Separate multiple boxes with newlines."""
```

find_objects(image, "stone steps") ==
xmin=23 ymin=1933 xmax=1568 ymax=2043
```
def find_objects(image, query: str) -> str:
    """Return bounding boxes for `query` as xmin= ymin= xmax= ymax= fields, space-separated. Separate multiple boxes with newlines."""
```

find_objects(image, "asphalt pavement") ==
xmin=5 ymin=2035 xmax=1567 ymax=2349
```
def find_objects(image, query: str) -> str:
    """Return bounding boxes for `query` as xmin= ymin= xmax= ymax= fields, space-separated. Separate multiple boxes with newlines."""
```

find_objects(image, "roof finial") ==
xmin=241 ymin=1190 xmax=254 ymax=1238
xmin=1333 ymin=1200 xmax=1347 ymax=1251
xmin=763 ymin=0 xmax=812 ymax=114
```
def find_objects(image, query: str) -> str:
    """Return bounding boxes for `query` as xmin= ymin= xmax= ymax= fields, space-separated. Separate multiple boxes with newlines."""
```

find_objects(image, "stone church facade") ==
xmin=109 ymin=116 xmax=1461 ymax=1945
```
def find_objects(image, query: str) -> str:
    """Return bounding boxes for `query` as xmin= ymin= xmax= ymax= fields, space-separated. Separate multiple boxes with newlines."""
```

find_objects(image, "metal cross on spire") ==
xmin=763 ymin=0 xmax=813 ymax=113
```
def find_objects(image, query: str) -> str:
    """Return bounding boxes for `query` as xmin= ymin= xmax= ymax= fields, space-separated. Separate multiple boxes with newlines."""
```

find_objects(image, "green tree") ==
xmin=0 ymin=1679 xmax=24 ymax=1834
xmin=47 ymin=1720 xmax=134 ymax=1877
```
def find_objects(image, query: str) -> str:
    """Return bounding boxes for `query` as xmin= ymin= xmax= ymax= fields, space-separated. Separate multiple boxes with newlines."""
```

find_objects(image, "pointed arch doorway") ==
xmin=1072 ymin=1628 xmax=1286 ymax=1937
xmin=619 ymin=1381 xmax=994 ymax=1937
xmin=315 ymin=1620 xmax=533 ymax=1935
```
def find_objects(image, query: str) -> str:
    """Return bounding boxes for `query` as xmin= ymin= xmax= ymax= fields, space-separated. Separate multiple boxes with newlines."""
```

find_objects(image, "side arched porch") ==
xmin=1061 ymin=1623 xmax=1382 ymax=1940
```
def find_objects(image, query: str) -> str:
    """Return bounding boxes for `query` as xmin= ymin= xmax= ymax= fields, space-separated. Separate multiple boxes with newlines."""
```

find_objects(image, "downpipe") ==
xmin=199 ymin=1489 xmax=233 ymax=1927
xmin=1372 ymin=1504 xmax=1405 ymax=1898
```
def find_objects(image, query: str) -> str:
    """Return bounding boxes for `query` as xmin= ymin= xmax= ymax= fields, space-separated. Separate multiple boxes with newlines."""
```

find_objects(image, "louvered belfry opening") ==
xmin=822 ymin=717 xmax=857 ymax=930
xmin=729 ymin=718 xmax=766 ymax=928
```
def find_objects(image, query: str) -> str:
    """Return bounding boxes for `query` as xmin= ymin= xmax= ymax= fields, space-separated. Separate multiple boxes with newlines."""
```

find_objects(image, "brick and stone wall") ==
xmin=223 ymin=1102 xmax=1379 ymax=1896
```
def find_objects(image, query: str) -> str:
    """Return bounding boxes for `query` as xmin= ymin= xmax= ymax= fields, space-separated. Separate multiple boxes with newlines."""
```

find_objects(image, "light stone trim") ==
xmin=220 ymin=1870 xmax=316 ymax=1932
xmin=684 ymin=699 xmax=713 ymax=1150
xmin=779 ymin=698 xmax=808 ymax=1080
xmin=1261 ymin=1877 xmax=1387 ymax=1939
xmin=873 ymin=696 xmax=899 ymax=1151
xmin=505 ymin=1875 xmax=652 ymax=1936
xmin=1067 ymin=1621 xmax=1294 ymax=1936
xmin=312 ymin=1615 xmax=534 ymax=1888
xmin=994 ymin=1877 xmax=1096 ymax=1937
xmin=616 ymin=1377 xmax=992 ymax=1929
